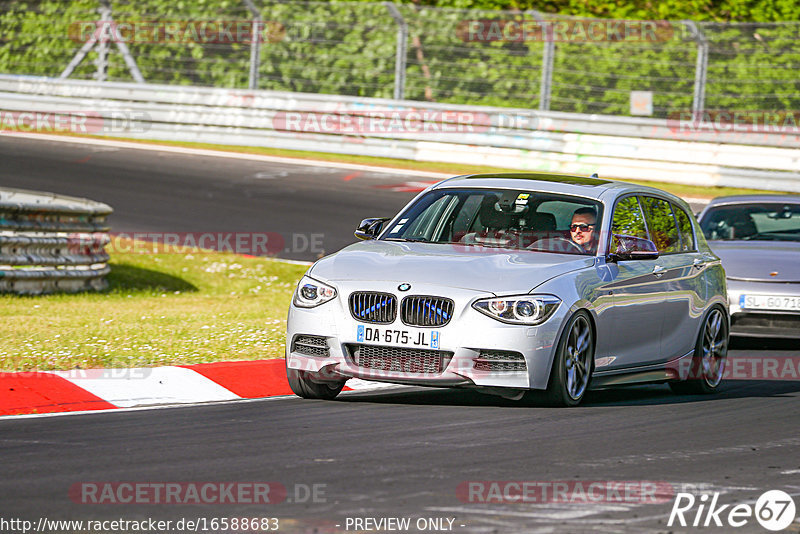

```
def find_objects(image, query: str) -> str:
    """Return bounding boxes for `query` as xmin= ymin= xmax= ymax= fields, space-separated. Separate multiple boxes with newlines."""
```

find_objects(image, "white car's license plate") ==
xmin=356 ymin=325 xmax=440 ymax=349
xmin=740 ymin=294 xmax=800 ymax=311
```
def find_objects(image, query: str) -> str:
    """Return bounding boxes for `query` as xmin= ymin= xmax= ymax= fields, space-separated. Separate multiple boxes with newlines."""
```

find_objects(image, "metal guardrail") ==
xmin=1 ymin=75 xmax=799 ymax=192
xmin=0 ymin=187 xmax=112 ymax=295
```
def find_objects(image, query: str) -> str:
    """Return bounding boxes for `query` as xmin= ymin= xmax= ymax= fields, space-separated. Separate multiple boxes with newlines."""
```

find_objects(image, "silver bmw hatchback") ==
xmin=286 ymin=173 xmax=729 ymax=406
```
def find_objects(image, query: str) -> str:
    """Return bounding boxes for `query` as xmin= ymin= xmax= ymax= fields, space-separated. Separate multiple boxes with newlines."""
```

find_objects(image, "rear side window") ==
xmin=672 ymin=204 xmax=696 ymax=251
xmin=641 ymin=196 xmax=681 ymax=253
xmin=611 ymin=196 xmax=648 ymax=240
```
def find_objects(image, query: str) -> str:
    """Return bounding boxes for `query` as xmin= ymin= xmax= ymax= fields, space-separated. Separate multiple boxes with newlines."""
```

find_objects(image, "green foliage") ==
xmin=410 ymin=0 xmax=800 ymax=22
xmin=0 ymin=0 xmax=798 ymax=116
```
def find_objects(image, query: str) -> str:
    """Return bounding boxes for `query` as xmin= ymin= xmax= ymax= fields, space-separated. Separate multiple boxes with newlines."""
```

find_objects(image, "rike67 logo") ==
xmin=668 ymin=490 xmax=797 ymax=531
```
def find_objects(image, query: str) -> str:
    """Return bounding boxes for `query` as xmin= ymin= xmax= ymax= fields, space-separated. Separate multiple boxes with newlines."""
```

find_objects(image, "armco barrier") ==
xmin=0 ymin=187 xmax=112 ymax=294
xmin=1 ymin=75 xmax=799 ymax=192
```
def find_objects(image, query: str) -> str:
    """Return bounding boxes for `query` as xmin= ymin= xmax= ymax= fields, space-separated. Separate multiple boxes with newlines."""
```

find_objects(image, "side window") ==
xmin=672 ymin=204 xmax=696 ymax=251
xmin=641 ymin=196 xmax=681 ymax=253
xmin=611 ymin=196 xmax=648 ymax=240
xmin=451 ymin=194 xmax=485 ymax=238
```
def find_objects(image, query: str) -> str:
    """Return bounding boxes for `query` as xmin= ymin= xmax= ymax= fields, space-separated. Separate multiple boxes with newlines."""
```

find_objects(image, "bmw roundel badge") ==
xmin=398 ymin=283 xmax=411 ymax=291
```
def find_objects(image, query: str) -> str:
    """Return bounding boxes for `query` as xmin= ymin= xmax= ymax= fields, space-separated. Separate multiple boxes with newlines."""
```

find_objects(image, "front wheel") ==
xmin=286 ymin=367 xmax=345 ymax=400
xmin=669 ymin=306 xmax=728 ymax=395
xmin=541 ymin=311 xmax=594 ymax=407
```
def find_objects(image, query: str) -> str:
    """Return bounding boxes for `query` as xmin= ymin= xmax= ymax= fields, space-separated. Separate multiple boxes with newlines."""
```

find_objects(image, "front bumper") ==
xmin=286 ymin=281 xmax=566 ymax=390
xmin=727 ymin=279 xmax=800 ymax=338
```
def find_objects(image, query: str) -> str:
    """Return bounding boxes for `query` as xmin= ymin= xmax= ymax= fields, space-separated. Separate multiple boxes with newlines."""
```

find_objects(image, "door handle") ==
xmin=652 ymin=265 xmax=666 ymax=277
xmin=693 ymin=258 xmax=705 ymax=270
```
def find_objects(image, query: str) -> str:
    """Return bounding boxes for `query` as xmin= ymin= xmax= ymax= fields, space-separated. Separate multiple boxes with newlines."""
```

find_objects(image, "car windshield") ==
xmin=381 ymin=188 xmax=603 ymax=255
xmin=700 ymin=202 xmax=800 ymax=242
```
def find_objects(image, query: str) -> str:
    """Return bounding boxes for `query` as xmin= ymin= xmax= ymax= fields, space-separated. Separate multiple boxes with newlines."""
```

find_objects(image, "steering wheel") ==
xmin=527 ymin=236 xmax=586 ymax=254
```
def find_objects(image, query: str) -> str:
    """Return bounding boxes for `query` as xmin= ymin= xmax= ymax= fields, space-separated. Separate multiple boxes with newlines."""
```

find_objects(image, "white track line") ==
xmin=0 ymin=132 xmax=451 ymax=179
xmin=0 ymin=394 xmax=294 ymax=422
xmin=1 ymin=132 xmax=714 ymax=205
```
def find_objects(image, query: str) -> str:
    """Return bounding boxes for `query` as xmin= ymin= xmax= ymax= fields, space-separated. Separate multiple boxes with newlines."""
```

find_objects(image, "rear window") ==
xmin=673 ymin=204 xmax=696 ymax=251
xmin=641 ymin=196 xmax=681 ymax=253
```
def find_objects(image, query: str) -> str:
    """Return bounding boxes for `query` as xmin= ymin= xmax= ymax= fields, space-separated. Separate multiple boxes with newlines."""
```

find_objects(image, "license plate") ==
xmin=740 ymin=294 xmax=800 ymax=311
xmin=356 ymin=325 xmax=440 ymax=349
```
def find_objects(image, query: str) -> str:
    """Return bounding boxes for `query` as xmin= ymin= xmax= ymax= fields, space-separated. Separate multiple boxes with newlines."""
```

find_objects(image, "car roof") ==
xmin=432 ymin=173 xmax=685 ymax=205
xmin=706 ymin=194 xmax=800 ymax=207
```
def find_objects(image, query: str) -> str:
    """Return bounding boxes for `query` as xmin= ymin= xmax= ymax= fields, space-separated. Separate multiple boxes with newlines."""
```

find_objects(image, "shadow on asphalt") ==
xmin=337 ymin=336 xmax=800 ymax=409
xmin=338 ymin=380 xmax=800 ymax=409
xmin=729 ymin=336 xmax=799 ymax=351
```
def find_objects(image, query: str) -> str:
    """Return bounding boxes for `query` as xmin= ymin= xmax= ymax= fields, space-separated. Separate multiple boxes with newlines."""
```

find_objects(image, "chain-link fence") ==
xmin=1 ymin=0 xmax=798 ymax=118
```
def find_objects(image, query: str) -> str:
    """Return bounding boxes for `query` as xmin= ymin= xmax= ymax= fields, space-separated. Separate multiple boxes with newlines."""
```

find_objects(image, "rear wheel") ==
xmin=669 ymin=306 xmax=728 ymax=395
xmin=286 ymin=367 xmax=345 ymax=400
xmin=540 ymin=311 xmax=594 ymax=407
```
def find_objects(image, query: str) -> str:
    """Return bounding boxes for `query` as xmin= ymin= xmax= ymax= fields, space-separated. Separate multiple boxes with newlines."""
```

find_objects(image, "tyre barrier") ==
xmin=0 ymin=187 xmax=112 ymax=294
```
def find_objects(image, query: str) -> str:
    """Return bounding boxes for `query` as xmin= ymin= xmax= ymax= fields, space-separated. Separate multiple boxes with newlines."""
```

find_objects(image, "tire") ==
xmin=286 ymin=367 xmax=345 ymax=400
xmin=540 ymin=311 xmax=594 ymax=407
xmin=669 ymin=306 xmax=728 ymax=395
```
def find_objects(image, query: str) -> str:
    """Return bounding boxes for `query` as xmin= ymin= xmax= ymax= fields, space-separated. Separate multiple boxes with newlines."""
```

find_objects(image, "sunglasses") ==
xmin=570 ymin=223 xmax=595 ymax=232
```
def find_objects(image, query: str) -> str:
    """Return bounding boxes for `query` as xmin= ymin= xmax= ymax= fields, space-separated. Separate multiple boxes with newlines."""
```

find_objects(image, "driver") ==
xmin=570 ymin=207 xmax=598 ymax=254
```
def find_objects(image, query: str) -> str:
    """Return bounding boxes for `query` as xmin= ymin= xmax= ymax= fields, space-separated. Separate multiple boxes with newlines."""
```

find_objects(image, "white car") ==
xmin=286 ymin=173 xmax=728 ymax=406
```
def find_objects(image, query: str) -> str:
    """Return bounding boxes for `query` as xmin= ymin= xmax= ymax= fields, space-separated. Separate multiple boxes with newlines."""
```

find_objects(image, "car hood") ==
xmin=708 ymin=241 xmax=800 ymax=282
xmin=309 ymin=240 xmax=594 ymax=294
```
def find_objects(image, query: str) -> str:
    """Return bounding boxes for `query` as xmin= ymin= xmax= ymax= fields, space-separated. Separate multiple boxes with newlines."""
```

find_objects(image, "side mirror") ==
xmin=355 ymin=217 xmax=391 ymax=240
xmin=607 ymin=234 xmax=659 ymax=262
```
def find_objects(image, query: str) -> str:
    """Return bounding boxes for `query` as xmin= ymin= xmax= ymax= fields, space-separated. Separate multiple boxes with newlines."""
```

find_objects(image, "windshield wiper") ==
xmin=382 ymin=237 xmax=430 ymax=243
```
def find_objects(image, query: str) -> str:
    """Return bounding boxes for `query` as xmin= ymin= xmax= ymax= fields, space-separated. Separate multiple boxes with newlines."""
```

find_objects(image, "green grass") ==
xmin=0 ymin=240 xmax=307 ymax=372
xmin=50 ymin=131 xmax=788 ymax=200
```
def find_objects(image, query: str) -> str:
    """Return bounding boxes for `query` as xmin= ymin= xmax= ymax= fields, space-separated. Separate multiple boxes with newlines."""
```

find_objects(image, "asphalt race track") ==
xmin=1 ymin=135 xmax=799 ymax=533
xmin=0 ymin=136 xmax=424 ymax=262
xmin=2 ymin=380 xmax=800 ymax=532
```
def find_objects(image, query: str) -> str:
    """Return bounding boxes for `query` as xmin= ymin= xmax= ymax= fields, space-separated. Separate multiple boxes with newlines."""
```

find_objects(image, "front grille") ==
xmin=473 ymin=350 xmax=527 ymax=372
xmin=401 ymin=296 xmax=455 ymax=327
xmin=349 ymin=292 xmax=397 ymax=324
xmin=346 ymin=344 xmax=452 ymax=374
xmin=291 ymin=335 xmax=329 ymax=357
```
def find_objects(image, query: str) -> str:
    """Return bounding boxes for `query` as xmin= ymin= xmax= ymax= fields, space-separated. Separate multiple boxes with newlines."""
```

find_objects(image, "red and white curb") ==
xmin=0 ymin=360 xmax=393 ymax=417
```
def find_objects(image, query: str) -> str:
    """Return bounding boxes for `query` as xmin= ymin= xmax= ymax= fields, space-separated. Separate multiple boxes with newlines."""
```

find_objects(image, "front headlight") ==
xmin=293 ymin=275 xmax=337 ymax=308
xmin=473 ymin=294 xmax=561 ymax=325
